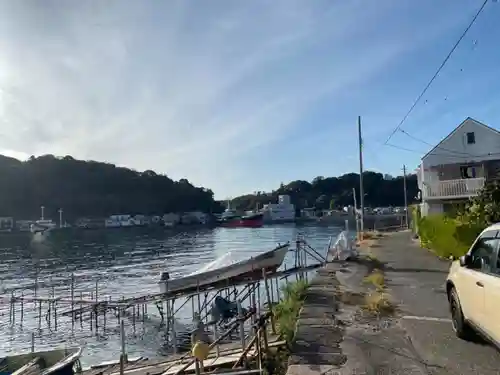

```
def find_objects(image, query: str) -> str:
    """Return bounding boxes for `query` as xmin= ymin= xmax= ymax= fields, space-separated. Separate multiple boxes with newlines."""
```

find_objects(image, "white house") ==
xmin=417 ymin=117 xmax=500 ymax=216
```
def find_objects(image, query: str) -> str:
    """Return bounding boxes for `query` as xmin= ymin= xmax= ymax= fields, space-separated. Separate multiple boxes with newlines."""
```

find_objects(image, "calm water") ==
xmin=0 ymin=223 xmax=341 ymax=366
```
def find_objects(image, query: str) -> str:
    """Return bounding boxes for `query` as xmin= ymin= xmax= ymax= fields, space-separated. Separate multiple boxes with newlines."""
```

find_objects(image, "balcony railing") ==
xmin=422 ymin=177 xmax=485 ymax=200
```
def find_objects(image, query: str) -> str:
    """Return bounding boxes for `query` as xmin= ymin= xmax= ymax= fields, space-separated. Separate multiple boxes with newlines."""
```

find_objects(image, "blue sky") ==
xmin=0 ymin=0 xmax=499 ymax=199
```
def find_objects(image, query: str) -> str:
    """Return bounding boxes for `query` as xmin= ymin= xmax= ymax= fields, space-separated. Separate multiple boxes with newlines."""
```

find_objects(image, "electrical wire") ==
xmin=385 ymin=141 xmax=500 ymax=159
xmin=384 ymin=0 xmax=490 ymax=145
xmin=398 ymin=129 xmax=476 ymax=156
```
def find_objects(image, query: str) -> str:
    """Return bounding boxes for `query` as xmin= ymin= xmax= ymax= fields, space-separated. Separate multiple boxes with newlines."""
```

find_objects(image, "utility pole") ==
xmin=403 ymin=165 xmax=409 ymax=229
xmin=40 ymin=206 xmax=45 ymax=221
xmin=358 ymin=116 xmax=364 ymax=234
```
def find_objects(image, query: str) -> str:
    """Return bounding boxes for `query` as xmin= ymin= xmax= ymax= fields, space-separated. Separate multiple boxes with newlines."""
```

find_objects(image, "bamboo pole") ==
xmin=261 ymin=269 xmax=275 ymax=334
xmin=231 ymin=329 xmax=260 ymax=369
xmin=169 ymin=311 xmax=256 ymax=375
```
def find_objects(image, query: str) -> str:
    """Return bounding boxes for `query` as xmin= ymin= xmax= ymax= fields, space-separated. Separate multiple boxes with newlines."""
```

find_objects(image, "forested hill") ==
xmin=0 ymin=154 xmax=222 ymax=220
xmin=231 ymin=172 xmax=419 ymax=211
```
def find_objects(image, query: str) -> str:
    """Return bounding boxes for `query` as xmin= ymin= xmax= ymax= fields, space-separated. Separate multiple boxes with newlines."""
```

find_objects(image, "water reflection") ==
xmin=0 ymin=223 xmax=341 ymax=365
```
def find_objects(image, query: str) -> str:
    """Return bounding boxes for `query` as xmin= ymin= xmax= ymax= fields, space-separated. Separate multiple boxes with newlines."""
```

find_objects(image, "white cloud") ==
xmin=0 ymin=0 xmax=478 ymax=198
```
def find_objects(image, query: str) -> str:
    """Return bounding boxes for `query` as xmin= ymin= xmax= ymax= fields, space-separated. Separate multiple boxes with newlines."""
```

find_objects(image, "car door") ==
xmin=455 ymin=231 xmax=498 ymax=328
xmin=483 ymin=241 xmax=500 ymax=345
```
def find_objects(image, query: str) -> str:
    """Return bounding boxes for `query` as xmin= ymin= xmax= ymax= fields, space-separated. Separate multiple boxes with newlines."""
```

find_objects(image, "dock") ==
xmin=1 ymin=235 xmax=334 ymax=374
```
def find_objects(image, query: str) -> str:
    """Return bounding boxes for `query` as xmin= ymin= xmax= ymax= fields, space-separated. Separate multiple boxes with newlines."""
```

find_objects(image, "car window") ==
xmin=496 ymin=252 xmax=500 ymax=275
xmin=470 ymin=237 xmax=499 ymax=272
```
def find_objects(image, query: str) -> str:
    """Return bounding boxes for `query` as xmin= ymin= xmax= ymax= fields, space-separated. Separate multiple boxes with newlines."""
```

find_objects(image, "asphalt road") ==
xmin=369 ymin=231 xmax=500 ymax=375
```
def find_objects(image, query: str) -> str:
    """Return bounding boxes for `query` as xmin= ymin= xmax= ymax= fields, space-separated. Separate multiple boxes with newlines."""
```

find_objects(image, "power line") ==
xmin=384 ymin=142 xmax=469 ymax=157
xmin=398 ymin=129 xmax=475 ymax=156
xmin=384 ymin=0 xmax=490 ymax=145
xmin=384 ymin=140 xmax=500 ymax=158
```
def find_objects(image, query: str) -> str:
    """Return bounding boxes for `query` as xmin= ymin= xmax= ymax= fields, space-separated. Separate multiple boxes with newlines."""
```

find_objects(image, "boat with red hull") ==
xmin=219 ymin=213 xmax=264 ymax=228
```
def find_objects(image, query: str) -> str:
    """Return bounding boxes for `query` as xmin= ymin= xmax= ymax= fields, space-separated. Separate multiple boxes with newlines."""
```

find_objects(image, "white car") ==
xmin=446 ymin=223 xmax=500 ymax=344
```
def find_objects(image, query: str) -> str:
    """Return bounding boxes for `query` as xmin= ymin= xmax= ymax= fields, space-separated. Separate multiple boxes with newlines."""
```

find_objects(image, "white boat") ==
xmin=30 ymin=219 xmax=57 ymax=234
xmin=0 ymin=347 xmax=82 ymax=375
xmin=159 ymin=243 xmax=290 ymax=294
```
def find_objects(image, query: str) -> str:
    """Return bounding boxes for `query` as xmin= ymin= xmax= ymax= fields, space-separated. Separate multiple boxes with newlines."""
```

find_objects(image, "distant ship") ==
xmin=219 ymin=213 xmax=264 ymax=228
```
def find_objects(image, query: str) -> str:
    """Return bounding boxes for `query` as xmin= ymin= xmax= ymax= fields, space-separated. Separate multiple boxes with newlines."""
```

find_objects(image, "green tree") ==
xmin=231 ymin=171 xmax=418 ymax=211
xmin=0 ymin=154 xmax=223 ymax=220
xmin=461 ymin=181 xmax=500 ymax=226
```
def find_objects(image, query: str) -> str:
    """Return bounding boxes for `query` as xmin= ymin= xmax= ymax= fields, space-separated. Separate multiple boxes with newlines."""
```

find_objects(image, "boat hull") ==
xmin=159 ymin=243 xmax=289 ymax=294
xmin=220 ymin=214 xmax=263 ymax=228
xmin=0 ymin=347 xmax=82 ymax=375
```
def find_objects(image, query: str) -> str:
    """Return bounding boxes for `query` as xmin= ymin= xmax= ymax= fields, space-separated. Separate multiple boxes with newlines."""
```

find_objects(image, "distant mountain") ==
xmin=0 ymin=154 xmax=223 ymax=220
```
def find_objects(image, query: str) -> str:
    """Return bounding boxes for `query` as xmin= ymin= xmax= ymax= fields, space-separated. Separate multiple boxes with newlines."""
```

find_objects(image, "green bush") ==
xmin=417 ymin=214 xmax=483 ymax=258
xmin=273 ymin=279 xmax=309 ymax=344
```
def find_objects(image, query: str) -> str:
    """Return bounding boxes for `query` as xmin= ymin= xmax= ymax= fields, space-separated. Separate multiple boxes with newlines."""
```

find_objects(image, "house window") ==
xmin=460 ymin=166 xmax=477 ymax=179
xmin=466 ymin=132 xmax=475 ymax=144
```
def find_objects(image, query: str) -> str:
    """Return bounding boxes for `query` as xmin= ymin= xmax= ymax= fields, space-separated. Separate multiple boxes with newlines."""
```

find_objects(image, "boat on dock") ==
xmin=0 ymin=347 xmax=82 ymax=375
xmin=158 ymin=243 xmax=290 ymax=294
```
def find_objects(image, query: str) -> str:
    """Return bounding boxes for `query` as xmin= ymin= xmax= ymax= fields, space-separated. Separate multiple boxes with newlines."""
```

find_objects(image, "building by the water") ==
xmin=261 ymin=195 xmax=296 ymax=223
xmin=0 ymin=217 xmax=14 ymax=232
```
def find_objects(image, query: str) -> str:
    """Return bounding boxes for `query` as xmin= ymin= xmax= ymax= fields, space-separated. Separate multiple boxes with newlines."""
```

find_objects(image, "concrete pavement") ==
xmin=287 ymin=230 xmax=500 ymax=375
xmin=368 ymin=231 xmax=500 ymax=375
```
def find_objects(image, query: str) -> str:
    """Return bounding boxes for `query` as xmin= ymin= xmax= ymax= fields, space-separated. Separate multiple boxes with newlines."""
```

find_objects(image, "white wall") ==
xmin=420 ymin=202 xmax=443 ymax=217
xmin=423 ymin=119 xmax=500 ymax=167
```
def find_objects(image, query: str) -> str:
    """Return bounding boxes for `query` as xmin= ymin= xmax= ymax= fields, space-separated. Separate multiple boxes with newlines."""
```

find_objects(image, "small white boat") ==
xmin=159 ymin=243 xmax=290 ymax=294
xmin=30 ymin=219 xmax=57 ymax=234
xmin=0 ymin=347 xmax=82 ymax=375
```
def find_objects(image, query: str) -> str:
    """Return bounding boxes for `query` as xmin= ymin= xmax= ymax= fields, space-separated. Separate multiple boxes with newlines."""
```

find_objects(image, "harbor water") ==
xmin=0 ymin=223 xmax=342 ymax=366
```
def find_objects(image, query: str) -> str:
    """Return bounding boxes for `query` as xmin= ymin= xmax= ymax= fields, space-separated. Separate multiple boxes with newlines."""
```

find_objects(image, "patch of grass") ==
xmin=363 ymin=269 xmax=385 ymax=291
xmin=272 ymin=279 xmax=309 ymax=344
xmin=361 ymin=231 xmax=385 ymax=240
xmin=363 ymin=291 xmax=396 ymax=316
xmin=336 ymin=290 xmax=365 ymax=305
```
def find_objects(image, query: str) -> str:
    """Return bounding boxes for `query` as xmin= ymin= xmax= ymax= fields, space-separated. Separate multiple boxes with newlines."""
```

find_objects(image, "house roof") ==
xmin=421 ymin=117 xmax=500 ymax=160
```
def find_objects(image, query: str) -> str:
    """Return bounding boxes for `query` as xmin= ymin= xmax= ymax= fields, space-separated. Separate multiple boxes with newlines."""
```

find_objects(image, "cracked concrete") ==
xmin=286 ymin=230 xmax=500 ymax=375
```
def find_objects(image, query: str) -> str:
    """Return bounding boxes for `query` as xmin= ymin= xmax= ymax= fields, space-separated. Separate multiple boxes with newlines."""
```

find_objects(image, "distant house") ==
xmin=182 ymin=211 xmax=209 ymax=225
xmin=76 ymin=217 xmax=105 ymax=228
xmin=0 ymin=217 xmax=14 ymax=232
xmin=416 ymin=117 xmax=500 ymax=216
xmin=163 ymin=213 xmax=180 ymax=226
xmin=15 ymin=220 xmax=35 ymax=232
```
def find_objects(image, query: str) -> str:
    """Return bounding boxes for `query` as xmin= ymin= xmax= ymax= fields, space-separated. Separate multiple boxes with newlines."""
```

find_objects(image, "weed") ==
xmin=272 ymin=279 xmax=309 ymax=344
xmin=363 ymin=291 xmax=396 ymax=316
xmin=363 ymin=269 xmax=385 ymax=291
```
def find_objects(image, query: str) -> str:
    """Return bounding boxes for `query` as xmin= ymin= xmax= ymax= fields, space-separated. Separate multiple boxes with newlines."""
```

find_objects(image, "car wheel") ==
xmin=449 ymin=288 xmax=474 ymax=340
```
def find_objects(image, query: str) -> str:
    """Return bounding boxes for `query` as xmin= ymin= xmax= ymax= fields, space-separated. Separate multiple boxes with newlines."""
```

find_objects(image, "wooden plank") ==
xmin=82 ymin=338 xmax=284 ymax=375
xmin=105 ymin=350 xmax=258 ymax=375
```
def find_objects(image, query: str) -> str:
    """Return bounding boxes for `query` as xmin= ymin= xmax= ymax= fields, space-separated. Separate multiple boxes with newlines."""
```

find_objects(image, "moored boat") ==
xmin=219 ymin=213 xmax=264 ymax=228
xmin=30 ymin=219 xmax=57 ymax=234
xmin=158 ymin=242 xmax=290 ymax=294
xmin=0 ymin=347 xmax=82 ymax=375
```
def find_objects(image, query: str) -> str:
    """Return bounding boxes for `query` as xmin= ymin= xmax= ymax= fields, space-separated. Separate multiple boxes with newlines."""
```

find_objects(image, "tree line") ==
xmin=231 ymin=172 xmax=418 ymax=212
xmin=0 ymin=154 xmax=418 ymax=221
xmin=0 ymin=154 xmax=223 ymax=221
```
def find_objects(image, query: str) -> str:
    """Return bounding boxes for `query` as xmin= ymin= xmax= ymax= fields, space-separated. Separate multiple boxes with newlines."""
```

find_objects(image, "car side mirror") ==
xmin=459 ymin=255 xmax=471 ymax=267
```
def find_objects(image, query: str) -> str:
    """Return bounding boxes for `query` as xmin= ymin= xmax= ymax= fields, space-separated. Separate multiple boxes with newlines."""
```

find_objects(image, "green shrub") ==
xmin=417 ymin=214 xmax=483 ymax=259
xmin=273 ymin=279 xmax=309 ymax=344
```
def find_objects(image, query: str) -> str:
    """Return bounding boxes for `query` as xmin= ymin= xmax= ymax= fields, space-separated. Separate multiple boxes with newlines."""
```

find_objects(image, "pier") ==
xmin=1 ymin=235 xmax=332 ymax=374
